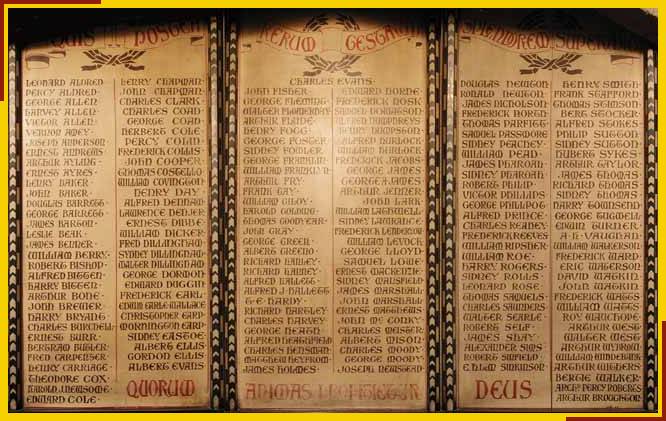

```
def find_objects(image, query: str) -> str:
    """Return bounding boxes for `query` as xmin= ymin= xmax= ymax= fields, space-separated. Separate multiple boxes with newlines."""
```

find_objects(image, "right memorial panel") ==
xmin=456 ymin=9 xmax=648 ymax=410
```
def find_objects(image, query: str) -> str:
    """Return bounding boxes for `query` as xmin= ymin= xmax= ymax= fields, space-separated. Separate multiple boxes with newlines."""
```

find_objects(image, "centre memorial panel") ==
xmin=236 ymin=10 xmax=429 ymax=410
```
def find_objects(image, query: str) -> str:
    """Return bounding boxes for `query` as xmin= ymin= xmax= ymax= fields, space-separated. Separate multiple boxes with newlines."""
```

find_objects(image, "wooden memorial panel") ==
xmin=236 ymin=10 xmax=429 ymax=410
xmin=20 ymin=21 xmax=211 ymax=409
xmin=456 ymin=9 xmax=646 ymax=410
xmin=9 ymin=7 xmax=656 ymax=413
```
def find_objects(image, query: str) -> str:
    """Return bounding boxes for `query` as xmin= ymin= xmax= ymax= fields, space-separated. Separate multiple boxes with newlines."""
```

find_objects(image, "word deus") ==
xmin=258 ymin=22 xmax=422 ymax=55
xmin=126 ymin=379 xmax=196 ymax=399
xmin=459 ymin=19 xmax=640 ymax=52
xmin=475 ymin=379 xmax=533 ymax=400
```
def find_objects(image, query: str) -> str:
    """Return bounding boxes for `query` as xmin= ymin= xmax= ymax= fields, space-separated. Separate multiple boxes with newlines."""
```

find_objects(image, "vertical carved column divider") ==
xmin=221 ymin=11 xmax=239 ymax=412
xmin=210 ymin=15 xmax=223 ymax=411
xmin=442 ymin=11 xmax=457 ymax=412
xmin=426 ymin=15 xmax=441 ymax=412
xmin=8 ymin=43 xmax=22 ymax=412
xmin=644 ymin=48 xmax=658 ymax=412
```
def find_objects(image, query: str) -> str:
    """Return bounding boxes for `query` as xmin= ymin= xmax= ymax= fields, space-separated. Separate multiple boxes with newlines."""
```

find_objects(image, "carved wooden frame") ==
xmin=8 ymin=43 xmax=22 ymax=412
xmin=644 ymin=48 xmax=658 ymax=412
xmin=426 ymin=13 xmax=443 ymax=413
xmin=210 ymin=14 xmax=224 ymax=411
xmin=220 ymin=10 xmax=239 ymax=412
xmin=6 ymin=9 xmax=659 ymax=413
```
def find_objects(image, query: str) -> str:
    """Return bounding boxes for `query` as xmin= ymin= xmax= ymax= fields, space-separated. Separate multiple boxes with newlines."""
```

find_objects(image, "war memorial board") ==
xmin=7 ymin=8 xmax=658 ymax=412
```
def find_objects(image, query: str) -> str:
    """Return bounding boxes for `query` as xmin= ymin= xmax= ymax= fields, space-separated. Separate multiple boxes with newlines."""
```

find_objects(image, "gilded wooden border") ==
xmin=644 ymin=48 xmax=657 ymax=412
xmin=221 ymin=15 xmax=239 ymax=412
xmin=8 ymin=43 xmax=21 ymax=412
xmin=209 ymin=15 xmax=223 ymax=411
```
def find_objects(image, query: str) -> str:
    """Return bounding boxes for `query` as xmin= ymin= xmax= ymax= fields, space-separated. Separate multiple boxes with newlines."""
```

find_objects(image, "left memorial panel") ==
xmin=20 ymin=21 xmax=211 ymax=409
